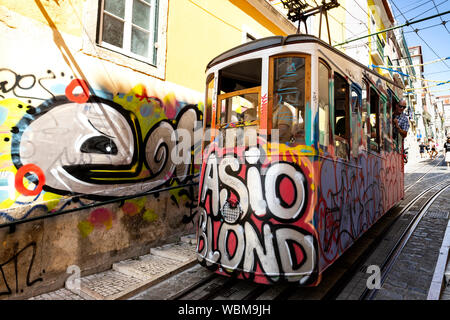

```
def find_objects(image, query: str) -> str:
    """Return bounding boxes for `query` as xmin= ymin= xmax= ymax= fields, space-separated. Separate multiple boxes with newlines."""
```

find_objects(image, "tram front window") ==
xmin=272 ymin=56 xmax=306 ymax=144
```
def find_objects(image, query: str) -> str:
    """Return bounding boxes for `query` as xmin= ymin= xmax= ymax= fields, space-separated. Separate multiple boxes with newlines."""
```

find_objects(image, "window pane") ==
xmin=319 ymin=62 xmax=329 ymax=147
xmin=273 ymin=57 xmax=305 ymax=144
xmin=102 ymin=14 xmax=124 ymax=48
xmin=104 ymin=0 xmax=125 ymax=18
xmin=351 ymin=89 xmax=361 ymax=157
xmin=133 ymin=0 xmax=151 ymax=30
xmin=219 ymin=93 xmax=259 ymax=125
xmin=334 ymin=72 xmax=349 ymax=160
xmin=131 ymin=27 xmax=149 ymax=57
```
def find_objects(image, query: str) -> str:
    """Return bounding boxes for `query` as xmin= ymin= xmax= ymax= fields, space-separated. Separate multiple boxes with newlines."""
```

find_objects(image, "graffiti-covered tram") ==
xmin=196 ymin=34 xmax=405 ymax=286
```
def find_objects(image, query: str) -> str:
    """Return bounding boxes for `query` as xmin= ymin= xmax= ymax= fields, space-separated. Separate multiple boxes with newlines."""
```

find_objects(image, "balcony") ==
xmin=370 ymin=34 xmax=385 ymax=65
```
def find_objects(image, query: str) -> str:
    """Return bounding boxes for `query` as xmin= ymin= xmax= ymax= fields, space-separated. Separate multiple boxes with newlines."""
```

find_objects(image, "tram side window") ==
xmin=392 ymin=98 xmax=402 ymax=151
xmin=361 ymin=81 xmax=369 ymax=150
xmin=272 ymin=56 xmax=306 ymax=144
xmin=383 ymin=95 xmax=392 ymax=152
xmin=203 ymin=75 xmax=214 ymax=150
xmin=369 ymin=87 xmax=380 ymax=152
xmin=319 ymin=61 xmax=330 ymax=150
xmin=333 ymin=72 xmax=349 ymax=160
xmin=351 ymin=87 xmax=361 ymax=157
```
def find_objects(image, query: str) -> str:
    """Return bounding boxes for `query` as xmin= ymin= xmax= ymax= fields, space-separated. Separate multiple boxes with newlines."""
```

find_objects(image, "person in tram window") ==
xmin=392 ymin=99 xmax=409 ymax=151
xmin=272 ymin=97 xmax=294 ymax=144
xmin=243 ymin=108 xmax=257 ymax=123
xmin=444 ymin=137 xmax=450 ymax=168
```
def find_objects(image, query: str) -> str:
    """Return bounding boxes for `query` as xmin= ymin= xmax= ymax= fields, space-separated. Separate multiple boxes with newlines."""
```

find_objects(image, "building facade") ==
xmin=0 ymin=0 xmax=295 ymax=299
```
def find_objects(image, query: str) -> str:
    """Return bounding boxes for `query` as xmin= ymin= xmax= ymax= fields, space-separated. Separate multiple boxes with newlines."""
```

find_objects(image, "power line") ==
xmin=403 ymin=19 xmax=450 ymax=33
xmin=407 ymin=0 xmax=448 ymax=22
xmin=334 ymin=9 xmax=450 ymax=47
xmin=430 ymin=0 xmax=450 ymax=34
xmin=379 ymin=2 xmax=450 ymax=70
xmin=401 ymin=0 xmax=435 ymax=16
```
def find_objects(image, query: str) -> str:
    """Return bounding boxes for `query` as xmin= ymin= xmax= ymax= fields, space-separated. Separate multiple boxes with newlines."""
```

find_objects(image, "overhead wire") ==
xmin=407 ymin=0 xmax=449 ymax=21
xmin=430 ymin=0 xmax=450 ymax=34
xmin=384 ymin=1 xmax=450 ymax=70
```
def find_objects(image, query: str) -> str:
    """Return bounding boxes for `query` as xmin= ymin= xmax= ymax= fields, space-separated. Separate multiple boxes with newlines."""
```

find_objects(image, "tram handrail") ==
xmin=0 ymin=174 xmax=200 ymax=231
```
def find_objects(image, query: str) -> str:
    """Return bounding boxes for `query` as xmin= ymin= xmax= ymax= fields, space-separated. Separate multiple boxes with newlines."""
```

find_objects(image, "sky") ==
xmin=389 ymin=0 xmax=450 ymax=97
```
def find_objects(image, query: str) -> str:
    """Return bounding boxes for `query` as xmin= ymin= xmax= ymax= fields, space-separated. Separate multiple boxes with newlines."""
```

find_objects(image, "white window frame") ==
xmin=99 ymin=0 xmax=158 ymax=64
xmin=81 ymin=0 xmax=167 ymax=80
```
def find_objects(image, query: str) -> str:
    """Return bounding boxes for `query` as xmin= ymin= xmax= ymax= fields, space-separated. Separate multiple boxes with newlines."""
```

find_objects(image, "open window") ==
xmin=217 ymin=58 xmax=261 ymax=147
xmin=369 ymin=87 xmax=380 ymax=152
xmin=269 ymin=54 xmax=310 ymax=145
xmin=391 ymin=95 xmax=401 ymax=151
xmin=383 ymin=92 xmax=392 ymax=152
xmin=333 ymin=72 xmax=349 ymax=160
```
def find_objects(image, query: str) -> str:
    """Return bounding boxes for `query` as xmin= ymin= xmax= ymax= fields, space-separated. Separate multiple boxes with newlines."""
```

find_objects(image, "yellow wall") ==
xmin=0 ymin=0 xmax=84 ymax=36
xmin=368 ymin=0 xmax=386 ymax=76
xmin=165 ymin=0 xmax=282 ymax=93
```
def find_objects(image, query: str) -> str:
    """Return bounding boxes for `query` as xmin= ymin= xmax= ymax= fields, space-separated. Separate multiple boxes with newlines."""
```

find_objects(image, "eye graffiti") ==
xmin=10 ymin=95 xmax=202 ymax=199
xmin=80 ymin=136 xmax=118 ymax=155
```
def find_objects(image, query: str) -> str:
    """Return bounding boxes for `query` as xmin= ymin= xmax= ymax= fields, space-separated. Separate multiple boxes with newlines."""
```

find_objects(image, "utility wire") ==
xmin=402 ymin=0 xmax=435 ymax=16
xmin=403 ymin=19 xmax=449 ymax=33
xmin=334 ymin=9 xmax=450 ymax=45
xmin=430 ymin=0 xmax=450 ymax=34
xmin=390 ymin=1 xmax=450 ymax=70
xmin=407 ymin=0 xmax=449 ymax=21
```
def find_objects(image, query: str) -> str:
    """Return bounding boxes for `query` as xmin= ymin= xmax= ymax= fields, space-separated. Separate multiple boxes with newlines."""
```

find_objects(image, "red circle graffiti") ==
xmin=65 ymin=79 xmax=90 ymax=103
xmin=279 ymin=176 xmax=295 ymax=207
xmin=226 ymin=230 xmax=237 ymax=258
xmin=15 ymin=164 xmax=45 ymax=196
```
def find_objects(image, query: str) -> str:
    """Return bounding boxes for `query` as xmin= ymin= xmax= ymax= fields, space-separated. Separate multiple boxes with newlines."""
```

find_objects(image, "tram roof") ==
xmin=206 ymin=34 xmax=402 ymax=89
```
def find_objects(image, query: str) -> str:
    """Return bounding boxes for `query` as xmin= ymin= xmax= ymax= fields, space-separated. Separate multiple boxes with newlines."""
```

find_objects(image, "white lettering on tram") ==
xmin=198 ymin=147 xmax=315 ymax=281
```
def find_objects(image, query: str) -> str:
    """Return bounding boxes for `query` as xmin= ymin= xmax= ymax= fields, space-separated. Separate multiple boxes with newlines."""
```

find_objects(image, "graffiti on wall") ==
xmin=0 ymin=242 xmax=43 ymax=296
xmin=0 ymin=68 xmax=202 ymax=228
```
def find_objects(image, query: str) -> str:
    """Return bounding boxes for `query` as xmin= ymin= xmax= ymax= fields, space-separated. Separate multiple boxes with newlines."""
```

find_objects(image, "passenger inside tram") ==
xmin=290 ymin=122 xmax=305 ymax=146
xmin=272 ymin=95 xmax=294 ymax=144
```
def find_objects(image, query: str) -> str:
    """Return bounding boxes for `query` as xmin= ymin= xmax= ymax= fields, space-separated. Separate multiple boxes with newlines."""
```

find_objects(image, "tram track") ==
xmin=360 ymin=182 xmax=450 ymax=300
xmin=404 ymin=155 xmax=444 ymax=192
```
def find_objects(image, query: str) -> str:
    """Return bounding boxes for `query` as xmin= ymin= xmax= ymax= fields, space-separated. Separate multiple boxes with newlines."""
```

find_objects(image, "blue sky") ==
xmin=389 ymin=0 xmax=450 ymax=97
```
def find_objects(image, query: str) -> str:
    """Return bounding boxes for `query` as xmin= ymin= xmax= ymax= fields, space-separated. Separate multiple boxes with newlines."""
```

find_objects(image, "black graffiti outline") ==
xmin=11 ymin=93 xmax=201 ymax=200
xmin=0 ymin=242 xmax=43 ymax=296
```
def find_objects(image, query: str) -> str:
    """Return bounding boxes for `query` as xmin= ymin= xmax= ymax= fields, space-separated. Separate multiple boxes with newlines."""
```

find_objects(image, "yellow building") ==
xmin=0 ymin=0 xmax=298 ymax=299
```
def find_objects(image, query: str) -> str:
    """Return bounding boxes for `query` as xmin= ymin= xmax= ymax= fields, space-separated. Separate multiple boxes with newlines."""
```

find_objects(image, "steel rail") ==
xmin=322 ymin=178 xmax=450 ymax=300
xmin=360 ymin=182 xmax=450 ymax=300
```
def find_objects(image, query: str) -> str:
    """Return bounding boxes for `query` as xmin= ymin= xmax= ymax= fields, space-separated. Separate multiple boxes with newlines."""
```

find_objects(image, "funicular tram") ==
xmin=196 ymin=34 xmax=405 ymax=286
